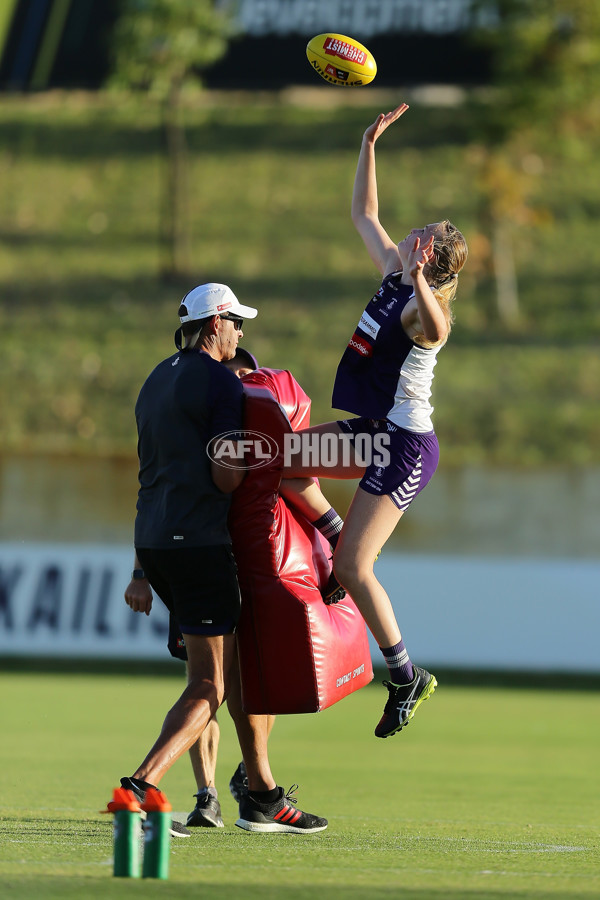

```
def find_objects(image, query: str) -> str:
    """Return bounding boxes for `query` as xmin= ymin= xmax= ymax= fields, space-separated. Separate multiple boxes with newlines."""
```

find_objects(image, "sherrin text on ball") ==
xmin=306 ymin=33 xmax=377 ymax=87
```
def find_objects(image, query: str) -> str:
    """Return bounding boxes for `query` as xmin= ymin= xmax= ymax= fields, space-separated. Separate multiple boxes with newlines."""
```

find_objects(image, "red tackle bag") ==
xmin=229 ymin=368 xmax=373 ymax=714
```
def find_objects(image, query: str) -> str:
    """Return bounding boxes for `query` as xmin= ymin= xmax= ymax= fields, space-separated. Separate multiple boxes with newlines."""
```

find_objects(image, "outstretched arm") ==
xmin=351 ymin=102 xmax=409 ymax=275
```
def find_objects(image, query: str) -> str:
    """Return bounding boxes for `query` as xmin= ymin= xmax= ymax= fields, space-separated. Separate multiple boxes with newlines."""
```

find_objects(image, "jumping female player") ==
xmin=284 ymin=103 xmax=468 ymax=738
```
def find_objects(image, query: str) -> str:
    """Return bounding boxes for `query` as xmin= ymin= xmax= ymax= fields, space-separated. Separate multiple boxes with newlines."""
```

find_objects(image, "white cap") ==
xmin=178 ymin=283 xmax=258 ymax=323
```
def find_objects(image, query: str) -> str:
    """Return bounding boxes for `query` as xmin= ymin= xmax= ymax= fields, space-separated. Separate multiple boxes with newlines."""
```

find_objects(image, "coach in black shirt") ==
xmin=122 ymin=282 xmax=256 ymax=803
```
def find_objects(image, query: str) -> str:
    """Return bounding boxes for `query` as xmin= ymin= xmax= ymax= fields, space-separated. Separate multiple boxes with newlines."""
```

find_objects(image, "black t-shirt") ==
xmin=134 ymin=349 xmax=244 ymax=549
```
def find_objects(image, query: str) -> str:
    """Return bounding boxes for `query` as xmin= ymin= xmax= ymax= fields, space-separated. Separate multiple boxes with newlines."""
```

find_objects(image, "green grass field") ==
xmin=1 ymin=669 xmax=598 ymax=898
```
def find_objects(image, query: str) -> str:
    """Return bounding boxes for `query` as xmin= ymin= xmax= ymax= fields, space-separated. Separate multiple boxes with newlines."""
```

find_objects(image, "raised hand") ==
xmin=407 ymin=234 xmax=435 ymax=279
xmin=363 ymin=102 xmax=409 ymax=144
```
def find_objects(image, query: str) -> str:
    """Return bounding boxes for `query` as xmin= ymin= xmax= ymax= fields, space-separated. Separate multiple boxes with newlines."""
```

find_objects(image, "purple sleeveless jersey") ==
xmin=332 ymin=272 xmax=440 ymax=434
xmin=332 ymin=272 xmax=442 ymax=509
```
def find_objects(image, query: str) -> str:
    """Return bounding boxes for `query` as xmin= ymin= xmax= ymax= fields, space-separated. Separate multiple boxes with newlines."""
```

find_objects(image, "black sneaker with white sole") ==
xmin=229 ymin=761 xmax=249 ymax=804
xmin=374 ymin=666 xmax=437 ymax=738
xmin=186 ymin=790 xmax=224 ymax=828
xmin=236 ymin=785 xmax=327 ymax=834
xmin=120 ymin=776 xmax=191 ymax=837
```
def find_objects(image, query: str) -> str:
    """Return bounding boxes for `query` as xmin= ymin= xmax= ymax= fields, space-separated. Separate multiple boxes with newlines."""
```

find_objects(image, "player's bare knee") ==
xmin=332 ymin=555 xmax=357 ymax=592
xmin=334 ymin=546 xmax=376 ymax=590
xmin=186 ymin=675 xmax=224 ymax=707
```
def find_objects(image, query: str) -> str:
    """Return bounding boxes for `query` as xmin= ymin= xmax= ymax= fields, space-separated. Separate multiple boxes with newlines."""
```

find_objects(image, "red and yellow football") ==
xmin=306 ymin=33 xmax=377 ymax=87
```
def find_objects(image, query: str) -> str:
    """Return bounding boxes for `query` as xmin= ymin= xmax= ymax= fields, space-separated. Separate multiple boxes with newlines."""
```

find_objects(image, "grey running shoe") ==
xmin=120 ymin=776 xmax=191 ymax=837
xmin=374 ymin=666 xmax=437 ymax=738
xmin=236 ymin=785 xmax=328 ymax=834
xmin=229 ymin=761 xmax=249 ymax=804
xmin=186 ymin=790 xmax=224 ymax=828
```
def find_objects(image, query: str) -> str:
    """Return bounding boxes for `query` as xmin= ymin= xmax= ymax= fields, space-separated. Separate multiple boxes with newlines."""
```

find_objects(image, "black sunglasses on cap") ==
xmin=220 ymin=314 xmax=243 ymax=331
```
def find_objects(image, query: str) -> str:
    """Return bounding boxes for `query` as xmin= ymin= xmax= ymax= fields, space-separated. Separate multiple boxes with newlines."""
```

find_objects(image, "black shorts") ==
xmin=135 ymin=545 xmax=241 ymax=637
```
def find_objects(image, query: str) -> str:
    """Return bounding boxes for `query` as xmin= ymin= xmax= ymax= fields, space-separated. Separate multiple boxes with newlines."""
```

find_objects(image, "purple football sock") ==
xmin=312 ymin=507 xmax=344 ymax=549
xmin=380 ymin=640 xmax=414 ymax=685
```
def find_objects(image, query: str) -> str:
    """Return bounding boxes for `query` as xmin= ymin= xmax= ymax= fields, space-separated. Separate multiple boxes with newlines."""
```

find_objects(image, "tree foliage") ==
xmin=111 ymin=0 xmax=233 ymax=98
xmin=470 ymin=0 xmax=600 ymax=138
xmin=465 ymin=2 xmax=600 ymax=327
xmin=109 ymin=0 xmax=234 ymax=278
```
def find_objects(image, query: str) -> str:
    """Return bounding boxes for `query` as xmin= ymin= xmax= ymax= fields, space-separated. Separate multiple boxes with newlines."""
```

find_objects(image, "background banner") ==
xmin=0 ymin=542 xmax=169 ymax=660
xmin=1 ymin=543 xmax=598 ymax=672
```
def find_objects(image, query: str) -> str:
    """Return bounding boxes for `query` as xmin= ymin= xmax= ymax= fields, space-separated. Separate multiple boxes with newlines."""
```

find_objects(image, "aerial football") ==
xmin=306 ymin=33 xmax=377 ymax=87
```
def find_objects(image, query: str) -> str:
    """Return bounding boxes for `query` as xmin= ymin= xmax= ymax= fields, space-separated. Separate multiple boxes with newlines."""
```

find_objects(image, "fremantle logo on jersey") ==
xmin=347 ymin=332 xmax=373 ymax=356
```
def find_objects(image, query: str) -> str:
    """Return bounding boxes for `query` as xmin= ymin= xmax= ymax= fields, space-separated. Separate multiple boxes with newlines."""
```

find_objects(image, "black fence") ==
xmin=0 ymin=0 xmax=491 ymax=92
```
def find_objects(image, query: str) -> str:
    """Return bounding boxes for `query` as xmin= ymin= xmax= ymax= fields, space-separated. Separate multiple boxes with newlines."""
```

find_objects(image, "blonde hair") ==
xmin=426 ymin=220 xmax=469 ymax=335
